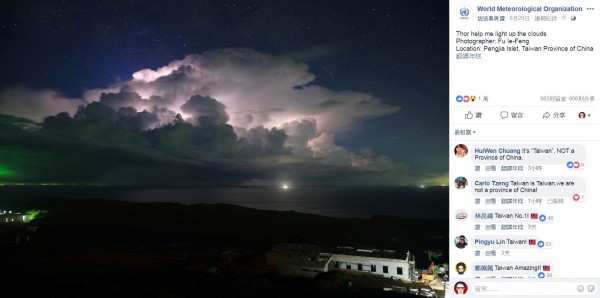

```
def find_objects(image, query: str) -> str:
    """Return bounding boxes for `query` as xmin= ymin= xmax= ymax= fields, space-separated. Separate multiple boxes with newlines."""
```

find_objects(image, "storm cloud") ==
xmin=0 ymin=49 xmax=421 ymax=186
xmin=180 ymin=95 xmax=229 ymax=124
xmin=85 ymin=48 xmax=399 ymax=133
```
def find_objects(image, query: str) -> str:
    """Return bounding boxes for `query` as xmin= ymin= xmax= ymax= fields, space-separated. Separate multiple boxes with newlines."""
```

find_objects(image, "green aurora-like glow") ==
xmin=26 ymin=209 xmax=43 ymax=221
xmin=0 ymin=164 xmax=15 ymax=177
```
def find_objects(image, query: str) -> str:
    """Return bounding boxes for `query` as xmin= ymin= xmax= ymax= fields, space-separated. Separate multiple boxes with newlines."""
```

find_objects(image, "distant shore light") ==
xmin=282 ymin=184 xmax=288 ymax=189
xmin=420 ymin=185 xmax=425 ymax=189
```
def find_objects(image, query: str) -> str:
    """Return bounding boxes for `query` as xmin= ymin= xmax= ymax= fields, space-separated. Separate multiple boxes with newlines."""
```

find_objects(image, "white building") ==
xmin=0 ymin=211 xmax=27 ymax=223
xmin=331 ymin=246 xmax=415 ymax=281
xmin=267 ymin=243 xmax=415 ymax=281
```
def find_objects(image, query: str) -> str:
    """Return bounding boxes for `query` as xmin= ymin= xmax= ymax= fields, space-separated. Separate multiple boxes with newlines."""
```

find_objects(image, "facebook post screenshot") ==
xmin=450 ymin=0 xmax=599 ymax=297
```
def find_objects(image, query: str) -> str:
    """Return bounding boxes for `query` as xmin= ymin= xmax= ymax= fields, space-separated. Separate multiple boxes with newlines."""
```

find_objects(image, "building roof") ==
xmin=271 ymin=243 xmax=411 ymax=262
xmin=333 ymin=246 xmax=410 ymax=261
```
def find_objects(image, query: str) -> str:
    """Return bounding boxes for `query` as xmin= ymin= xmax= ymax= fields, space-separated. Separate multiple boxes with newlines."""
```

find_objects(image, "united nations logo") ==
xmin=458 ymin=6 xmax=470 ymax=20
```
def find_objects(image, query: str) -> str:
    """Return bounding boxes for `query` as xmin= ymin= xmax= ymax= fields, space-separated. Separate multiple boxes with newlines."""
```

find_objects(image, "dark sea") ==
xmin=0 ymin=186 xmax=448 ymax=219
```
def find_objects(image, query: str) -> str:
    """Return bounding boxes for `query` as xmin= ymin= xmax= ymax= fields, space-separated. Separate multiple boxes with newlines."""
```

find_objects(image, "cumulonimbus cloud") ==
xmin=84 ymin=49 xmax=401 ymax=171
xmin=0 ymin=48 xmax=410 ymax=184
xmin=86 ymin=48 xmax=400 ymax=133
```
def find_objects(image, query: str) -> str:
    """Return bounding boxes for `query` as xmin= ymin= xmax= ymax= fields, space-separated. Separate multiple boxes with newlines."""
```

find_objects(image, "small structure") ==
xmin=0 ymin=209 xmax=42 ymax=224
xmin=1 ymin=211 xmax=26 ymax=223
xmin=0 ymin=209 xmax=42 ymax=246
xmin=267 ymin=243 xmax=416 ymax=281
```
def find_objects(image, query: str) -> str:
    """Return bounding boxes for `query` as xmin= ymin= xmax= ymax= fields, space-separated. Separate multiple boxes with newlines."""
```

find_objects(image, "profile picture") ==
xmin=454 ymin=176 xmax=468 ymax=189
xmin=456 ymin=262 xmax=467 ymax=275
xmin=579 ymin=112 xmax=586 ymax=119
xmin=455 ymin=235 xmax=468 ymax=249
xmin=454 ymin=281 xmax=468 ymax=294
xmin=454 ymin=144 xmax=468 ymax=158
xmin=455 ymin=209 xmax=468 ymax=221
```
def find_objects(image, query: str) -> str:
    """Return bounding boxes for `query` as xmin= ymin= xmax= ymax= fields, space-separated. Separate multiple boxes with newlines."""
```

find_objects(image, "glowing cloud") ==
xmin=0 ymin=48 xmax=415 ymax=185
xmin=86 ymin=48 xmax=399 ymax=133
xmin=81 ymin=49 xmax=404 ymax=174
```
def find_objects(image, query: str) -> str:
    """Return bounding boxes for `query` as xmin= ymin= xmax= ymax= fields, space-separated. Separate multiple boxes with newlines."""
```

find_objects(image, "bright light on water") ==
xmin=420 ymin=185 xmax=425 ymax=189
xmin=282 ymin=184 xmax=288 ymax=189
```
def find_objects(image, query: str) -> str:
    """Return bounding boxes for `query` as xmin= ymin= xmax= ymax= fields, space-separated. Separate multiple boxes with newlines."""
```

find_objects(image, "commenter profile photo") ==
xmin=455 ymin=235 xmax=468 ymax=249
xmin=454 ymin=281 xmax=468 ymax=294
xmin=456 ymin=262 xmax=467 ymax=275
xmin=454 ymin=176 xmax=468 ymax=189
xmin=454 ymin=144 xmax=468 ymax=158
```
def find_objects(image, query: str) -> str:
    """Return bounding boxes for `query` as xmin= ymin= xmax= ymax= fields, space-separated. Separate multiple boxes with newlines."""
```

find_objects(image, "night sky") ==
xmin=0 ymin=0 xmax=448 ymax=186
